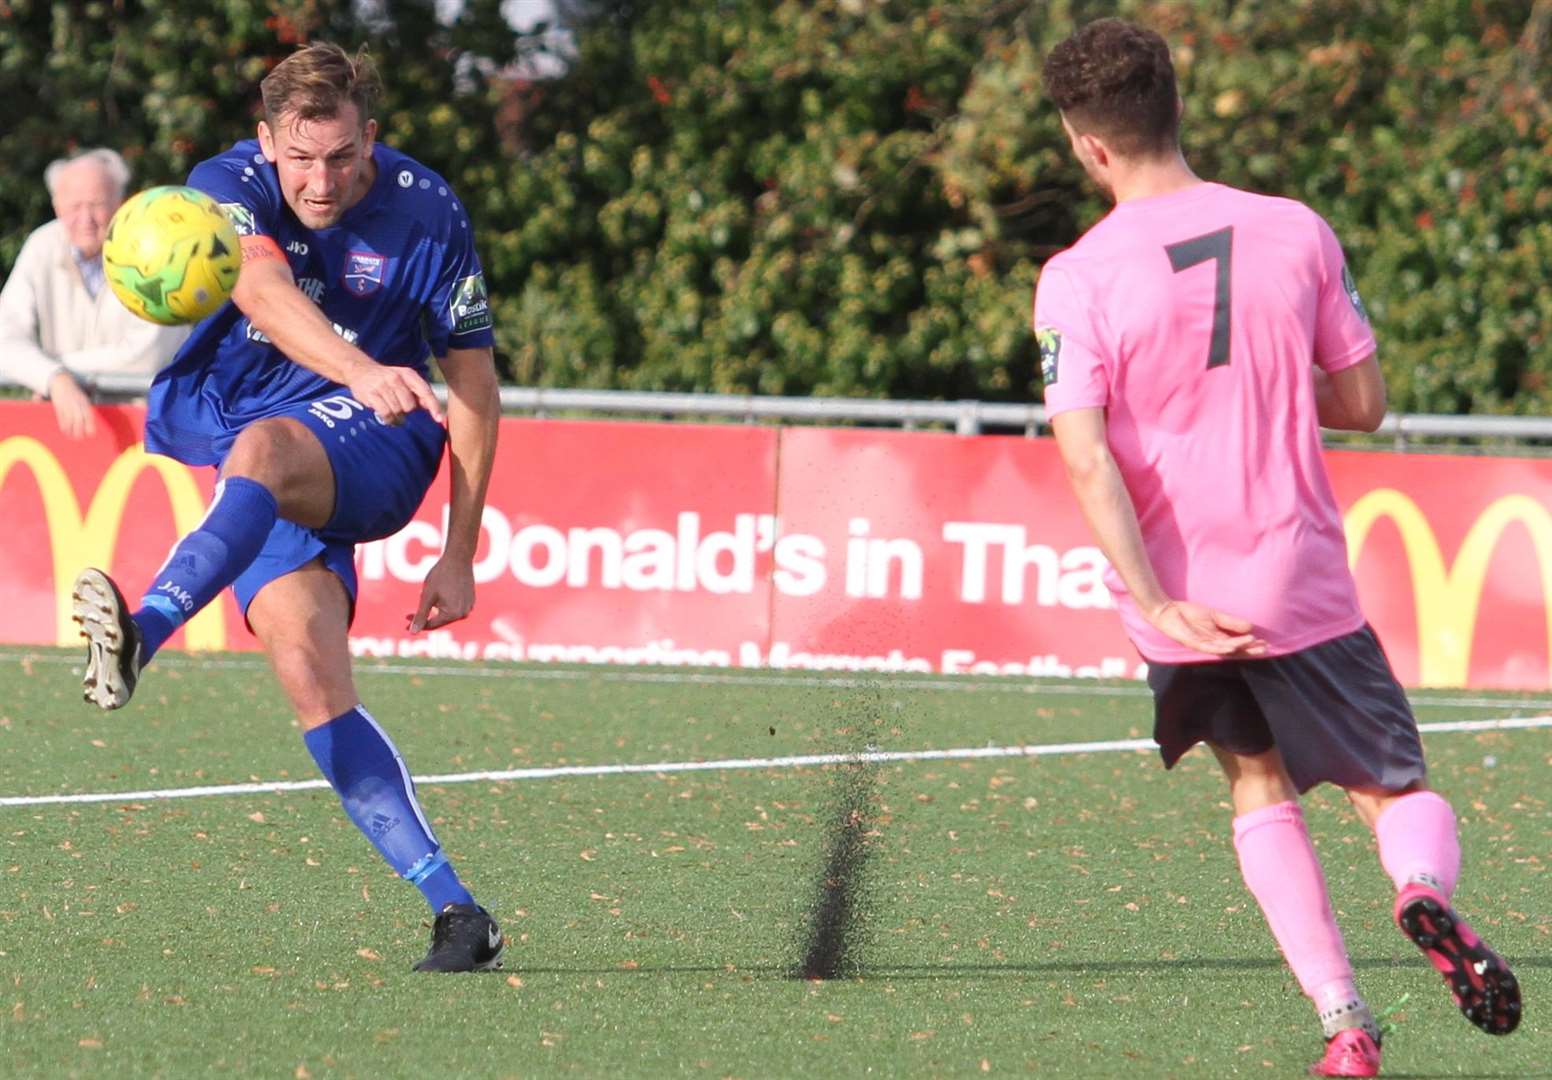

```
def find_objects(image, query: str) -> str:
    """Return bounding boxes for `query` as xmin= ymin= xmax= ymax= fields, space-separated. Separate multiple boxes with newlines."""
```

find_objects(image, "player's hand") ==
xmin=46 ymin=371 xmax=97 ymax=440
xmin=407 ymin=556 xmax=475 ymax=633
xmin=348 ymin=363 xmax=444 ymax=426
xmin=1146 ymin=599 xmax=1267 ymax=658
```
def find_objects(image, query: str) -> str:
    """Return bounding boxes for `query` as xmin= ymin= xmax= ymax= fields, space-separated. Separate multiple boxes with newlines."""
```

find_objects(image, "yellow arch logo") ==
xmin=0 ymin=436 xmax=226 ymax=650
xmin=1345 ymin=489 xmax=1552 ymax=687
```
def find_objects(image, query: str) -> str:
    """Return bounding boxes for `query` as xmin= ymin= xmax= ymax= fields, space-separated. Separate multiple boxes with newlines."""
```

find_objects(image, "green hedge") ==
xmin=3 ymin=0 xmax=1546 ymax=413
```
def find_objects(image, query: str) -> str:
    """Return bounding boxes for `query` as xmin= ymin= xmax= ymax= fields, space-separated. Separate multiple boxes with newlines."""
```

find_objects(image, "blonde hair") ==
xmin=260 ymin=41 xmax=381 ymax=127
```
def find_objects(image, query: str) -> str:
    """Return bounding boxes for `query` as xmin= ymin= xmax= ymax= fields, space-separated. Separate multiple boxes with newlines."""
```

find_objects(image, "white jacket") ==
xmin=0 ymin=219 xmax=188 ymax=395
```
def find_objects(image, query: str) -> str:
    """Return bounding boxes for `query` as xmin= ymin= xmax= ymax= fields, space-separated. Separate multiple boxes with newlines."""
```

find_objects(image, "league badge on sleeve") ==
xmin=219 ymin=202 xmax=258 ymax=237
xmin=1037 ymin=327 xmax=1063 ymax=386
xmin=1342 ymin=265 xmax=1370 ymax=324
xmin=344 ymin=251 xmax=387 ymax=296
xmin=450 ymin=273 xmax=492 ymax=334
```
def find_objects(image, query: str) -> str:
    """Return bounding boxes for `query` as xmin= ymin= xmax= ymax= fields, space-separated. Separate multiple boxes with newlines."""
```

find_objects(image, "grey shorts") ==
xmin=1145 ymin=624 xmax=1426 ymax=794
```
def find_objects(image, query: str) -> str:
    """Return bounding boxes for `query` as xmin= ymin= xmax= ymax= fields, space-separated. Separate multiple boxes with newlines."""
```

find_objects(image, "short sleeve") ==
xmin=187 ymin=152 xmax=281 ymax=242
xmin=1033 ymin=263 xmax=1110 ymax=417
xmin=423 ymin=194 xmax=494 ymax=354
xmin=1312 ymin=215 xmax=1376 ymax=374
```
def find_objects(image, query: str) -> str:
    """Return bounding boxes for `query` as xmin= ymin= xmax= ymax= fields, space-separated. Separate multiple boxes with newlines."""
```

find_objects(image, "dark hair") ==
xmin=1042 ymin=19 xmax=1179 ymax=159
xmin=260 ymin=42 xmax=382 ymax=128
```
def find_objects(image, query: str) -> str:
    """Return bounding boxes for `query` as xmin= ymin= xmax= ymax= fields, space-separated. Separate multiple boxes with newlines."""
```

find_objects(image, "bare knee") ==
xmin=250 ymin=566 xmax=359 ymax=727
xmin=224 ymin=418 xmax=308 ymax=484
xmin=1213 ymin=745 xmax=1299 ymax=815
xmin=223 ymin=419 xmax=334 ymax=527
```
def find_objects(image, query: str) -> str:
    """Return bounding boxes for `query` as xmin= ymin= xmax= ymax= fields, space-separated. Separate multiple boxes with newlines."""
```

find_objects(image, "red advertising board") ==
xmin=0 ymin=405 xmax=245 ymax=653
xmin=1327 ymin=449 xmax=1552 ymax=688
xmin=3 ymin=401 xmax=1552 ymax=690
xmin=768 ymin=427 xmax=1131 ymax=678
xmin=350 ymin=418 xmax=779 ymax=666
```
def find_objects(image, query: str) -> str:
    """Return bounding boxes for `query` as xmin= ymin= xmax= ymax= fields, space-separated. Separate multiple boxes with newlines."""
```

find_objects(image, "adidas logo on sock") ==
xmin=368 ymin=812 xmax=400 ymax=839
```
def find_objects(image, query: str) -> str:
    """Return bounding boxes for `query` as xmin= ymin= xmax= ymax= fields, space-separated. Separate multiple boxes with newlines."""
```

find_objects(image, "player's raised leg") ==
xmin=1217 ymin=746 xmax=1382 ymax=1077
xmin=71 ymin=469 xmax=276 ymax=710
xmin=1350 ymin=787 xmax=1521 ymax=1035
xmin=73 ymin=417 xmax=326 ymax=710
xmin=248 ymin=560 xmax=503 ymax=972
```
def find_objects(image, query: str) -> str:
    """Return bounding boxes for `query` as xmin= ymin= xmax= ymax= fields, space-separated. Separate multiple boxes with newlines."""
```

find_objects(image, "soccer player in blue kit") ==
xmin=69 ymin=43 xmax=505 ymax=973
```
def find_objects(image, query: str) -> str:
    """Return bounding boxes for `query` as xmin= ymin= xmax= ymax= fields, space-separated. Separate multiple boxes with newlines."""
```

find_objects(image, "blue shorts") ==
xmin=230 ymin=394 xmax=446 ymax=621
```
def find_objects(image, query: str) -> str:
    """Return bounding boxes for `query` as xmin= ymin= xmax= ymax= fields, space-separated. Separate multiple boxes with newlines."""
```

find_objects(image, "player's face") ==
xmin=258 ymin=104 xmax=378 ymax=230
xmin=51 ymin=161 xmax=120 ymax=259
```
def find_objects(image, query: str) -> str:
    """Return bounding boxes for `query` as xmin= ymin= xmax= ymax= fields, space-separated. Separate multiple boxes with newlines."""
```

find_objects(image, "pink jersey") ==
xmin=1035 ymin=182 xmax=1375 ymax=663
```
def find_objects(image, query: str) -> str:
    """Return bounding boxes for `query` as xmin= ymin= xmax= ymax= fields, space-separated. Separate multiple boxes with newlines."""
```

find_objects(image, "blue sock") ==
xmin=303 ymin=705 xmax=475 ymax=913
xmin=132 ymin=476 xmax=278 ymax=660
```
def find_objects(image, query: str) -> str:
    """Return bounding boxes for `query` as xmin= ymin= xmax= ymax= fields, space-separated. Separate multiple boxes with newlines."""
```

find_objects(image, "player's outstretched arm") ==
xmin=407 ymin=345 xmax=500 ymax=633
xmin=1051 ymin=407 xmax=1267 ymax=658
xmin=230 ymin=235 xmax=442 ymax=424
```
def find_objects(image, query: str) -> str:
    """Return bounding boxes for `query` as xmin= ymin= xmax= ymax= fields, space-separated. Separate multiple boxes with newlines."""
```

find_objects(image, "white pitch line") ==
xmin=3 ymin=649 xmax=1551 ymax=709
xmin=4 ymin=649 xmax=1154 ymax=695
xmin=1402 ymin=715 xmax=1552 ymax=735
xmin=3 ymin=716 xmax=1548 ymax=810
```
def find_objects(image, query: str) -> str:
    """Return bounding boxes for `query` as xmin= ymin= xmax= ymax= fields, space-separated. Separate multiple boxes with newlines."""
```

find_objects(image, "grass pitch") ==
xmin=1 ymin=650 xmax=1548 ymax=1077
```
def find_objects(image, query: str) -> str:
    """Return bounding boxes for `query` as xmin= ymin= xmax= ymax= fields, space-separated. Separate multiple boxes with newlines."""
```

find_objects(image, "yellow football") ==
xmin=103 ymin=185 xmax=241 ymax=325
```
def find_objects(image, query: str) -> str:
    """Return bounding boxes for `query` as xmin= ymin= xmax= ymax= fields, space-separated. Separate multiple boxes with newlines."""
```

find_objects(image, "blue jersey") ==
xmin=144 ymin=139 xmax=495 ymax=465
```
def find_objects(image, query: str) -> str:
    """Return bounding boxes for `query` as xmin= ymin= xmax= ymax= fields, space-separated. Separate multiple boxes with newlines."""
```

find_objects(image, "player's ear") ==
xmin=361 ymin=118 xmax=378 ymax=156
xmin=257 ymin=120 xmax=278 ymax=163
xmin=1078 ymin=131 xmax=1108 ymax=170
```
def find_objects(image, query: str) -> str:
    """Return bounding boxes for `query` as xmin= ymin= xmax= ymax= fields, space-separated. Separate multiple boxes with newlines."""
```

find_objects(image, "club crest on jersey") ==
xmin=1037 ymin=327 xmax=1063 ymax=385
xmin=343 ymin=250 xmax=386 ymax=296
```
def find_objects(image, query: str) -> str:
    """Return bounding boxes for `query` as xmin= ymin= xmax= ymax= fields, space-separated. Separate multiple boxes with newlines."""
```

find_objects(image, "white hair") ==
xmin=44 ymin=147 xmax=132 ymax=200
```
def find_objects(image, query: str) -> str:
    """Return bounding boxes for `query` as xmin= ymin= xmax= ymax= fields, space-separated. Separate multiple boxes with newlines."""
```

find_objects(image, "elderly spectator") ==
xmin=0 ymin=148 xmax=189 ymax=438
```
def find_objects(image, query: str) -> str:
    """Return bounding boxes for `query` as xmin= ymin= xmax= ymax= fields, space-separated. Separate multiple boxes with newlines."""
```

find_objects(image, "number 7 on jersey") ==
xmin=1165 ymin=226 xmax=1234 ymax=370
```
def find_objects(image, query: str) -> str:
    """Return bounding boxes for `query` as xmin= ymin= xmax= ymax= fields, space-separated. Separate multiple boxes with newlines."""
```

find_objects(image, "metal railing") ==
xmin=32 ymin=372 xmax=1552 ymax=448
xmin=72 ymin=374 xmax=1045 ymax=435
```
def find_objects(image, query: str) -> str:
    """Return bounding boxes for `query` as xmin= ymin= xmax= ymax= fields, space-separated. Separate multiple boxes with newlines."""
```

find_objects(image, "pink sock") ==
xmin=1233 ymin=800 xmax=1354 ymax=997
xmin=1374 ymin=789 xmax=1460 ymax=898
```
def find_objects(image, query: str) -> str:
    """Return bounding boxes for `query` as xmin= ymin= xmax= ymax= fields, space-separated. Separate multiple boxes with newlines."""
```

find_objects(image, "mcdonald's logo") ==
xmin=0 ymin=436 xmax=226 ymax=650
xmin=1344 ymin=489 xmax=1552 ymax=687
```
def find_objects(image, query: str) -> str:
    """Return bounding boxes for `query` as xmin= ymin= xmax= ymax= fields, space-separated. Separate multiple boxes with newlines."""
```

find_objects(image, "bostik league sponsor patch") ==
xmin=1037 ymin=327 xmax=1063 ymax=386
xmin=449 ymin=273 xmax=492 ymax=334
xmin=1342 ymin=265 xmax=1370 ymax=324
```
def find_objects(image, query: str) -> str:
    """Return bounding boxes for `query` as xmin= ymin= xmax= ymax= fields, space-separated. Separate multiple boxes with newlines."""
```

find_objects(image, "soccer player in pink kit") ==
xmin=1036 ymin=19 xmax=1520 ymax=1078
